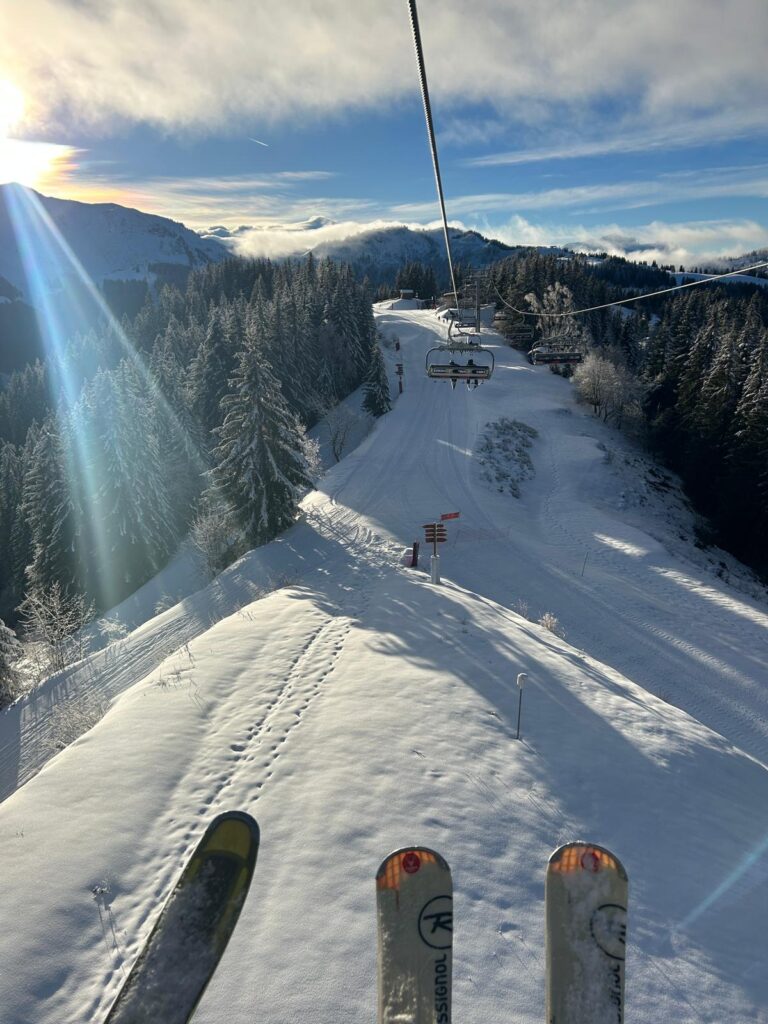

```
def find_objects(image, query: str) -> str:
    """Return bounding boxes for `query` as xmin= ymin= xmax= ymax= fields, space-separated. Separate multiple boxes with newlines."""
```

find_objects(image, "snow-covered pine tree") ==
xmin=23 ymin=416 xmax=80 ymax=598
xmin=0 ymin=442 xmax=22 ymax=611
xmin=72 ymin=363 xmax=175 ymax=608
xmin=10 ymin=422 xmax=42 ymax=606
xmin=0 ymin=617 xmax=22 ymax=705
xmin=277 ymin=283 xmax=320 ymax=423
xmin=362 ymin=340 xmax=392 ymax=418
xmin=149 ymin=336 xmax=208 ymax=535
xmin=209 ymin=313 xmax=316 ymax=547
xmin=187 ymin=305 xmax=236 ymax=440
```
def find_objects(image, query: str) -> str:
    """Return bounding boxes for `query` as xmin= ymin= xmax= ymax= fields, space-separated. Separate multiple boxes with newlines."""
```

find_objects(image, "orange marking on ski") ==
xmin=551 ymin=844 xmax=618 ymax=874
xmin=376 ymin=849 xmax=436 ymax=890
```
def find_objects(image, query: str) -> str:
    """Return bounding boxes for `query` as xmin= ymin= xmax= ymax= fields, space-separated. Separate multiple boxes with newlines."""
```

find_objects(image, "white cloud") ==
xmin=201 ymin=209 xmax=768 ymax=266
xmin=480 ymin=214 xmax=768 ymax=265
xmin=220 ymin=218 xmax=451 ymax=259
xmin=391 ymin=165 xmax=768 ymax=219
xmin=3 ymin=0 xmax=767 ymax=143
xmin=465 ymin=111 xmax=768 ymax=168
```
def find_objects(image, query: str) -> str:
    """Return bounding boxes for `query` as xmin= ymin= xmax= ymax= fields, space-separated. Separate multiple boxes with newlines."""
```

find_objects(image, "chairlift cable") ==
xmin=492 ymin=260 xmax=768 ymax=320
xmin=407 ymin=0 xmax=459 ymax=311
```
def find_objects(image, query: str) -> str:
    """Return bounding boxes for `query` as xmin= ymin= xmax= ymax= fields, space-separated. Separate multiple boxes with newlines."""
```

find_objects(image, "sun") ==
xmin=0 ymin=79 xmax=79 ymax=189
xmin=0 ymin=79 xmax=25 ymax=139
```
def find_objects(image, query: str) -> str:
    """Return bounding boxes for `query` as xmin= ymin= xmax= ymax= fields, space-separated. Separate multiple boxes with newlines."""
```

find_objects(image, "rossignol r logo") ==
xmin=418 ymin=895 xmax=453 ymax=950
xmin=590 ymin=903 xmax=627 ymax=960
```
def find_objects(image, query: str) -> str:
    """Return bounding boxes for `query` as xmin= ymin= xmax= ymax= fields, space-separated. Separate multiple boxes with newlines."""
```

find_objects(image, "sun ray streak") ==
xmin=682 ymin=829 xmax=768 ymax=928
xmin=4 ymin=184 xmax=208 ymax=606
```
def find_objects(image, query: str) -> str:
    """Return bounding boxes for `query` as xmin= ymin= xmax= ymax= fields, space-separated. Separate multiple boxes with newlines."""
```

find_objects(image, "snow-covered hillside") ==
xmin=0 ymin=185 xmax=228 ymax=299
xmin=1 ymin=308 xmax=767 ymax=1024
xmin=310 ymin=225 xmax=514 ymax=280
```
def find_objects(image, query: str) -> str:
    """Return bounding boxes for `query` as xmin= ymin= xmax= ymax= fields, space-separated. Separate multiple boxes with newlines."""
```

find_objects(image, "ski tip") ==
xmin=376 ymin=846 xmax=451 ymax=890
xmin=204 ymin=811 xmax=260 ymax=858
xmin=548 ymin=841 xmax=627 ymax=880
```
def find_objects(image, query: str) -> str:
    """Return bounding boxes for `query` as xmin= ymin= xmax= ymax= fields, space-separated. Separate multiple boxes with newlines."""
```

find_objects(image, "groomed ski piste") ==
xmin=1 ymin=305 xmax=768 ymax=1023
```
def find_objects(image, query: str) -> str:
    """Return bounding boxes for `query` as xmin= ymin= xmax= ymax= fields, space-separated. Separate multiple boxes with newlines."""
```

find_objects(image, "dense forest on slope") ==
xmin=0 ymin=256 xmax=389 ymax=653
xmin=486 ymin=251 xmax=768 ymax=573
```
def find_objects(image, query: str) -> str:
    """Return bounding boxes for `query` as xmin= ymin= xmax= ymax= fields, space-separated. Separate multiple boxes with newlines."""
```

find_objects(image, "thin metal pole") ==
xmin=515 ymin=673 xmax=527 ymax=740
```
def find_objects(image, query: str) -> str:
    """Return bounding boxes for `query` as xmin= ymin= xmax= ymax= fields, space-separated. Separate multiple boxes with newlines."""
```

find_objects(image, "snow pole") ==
xmin=430 ymin=553 xmax=441 ymax=585
xmin=515 ymin=673 xmax=527 ymax=739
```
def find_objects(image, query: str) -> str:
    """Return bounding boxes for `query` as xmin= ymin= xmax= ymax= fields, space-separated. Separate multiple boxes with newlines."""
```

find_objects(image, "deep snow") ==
xmin=0 ymin=307 xmax=767 ymax=1024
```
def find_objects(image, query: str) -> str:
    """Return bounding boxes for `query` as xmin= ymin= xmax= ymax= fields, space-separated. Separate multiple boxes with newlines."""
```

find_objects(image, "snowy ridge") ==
xmin=0 ymin=308 xmax=767 ymax=1023
xmin=309 ymin=224 xmax=516 ymax=281
xmin=0 ymin=185 xmax=228 ymax=298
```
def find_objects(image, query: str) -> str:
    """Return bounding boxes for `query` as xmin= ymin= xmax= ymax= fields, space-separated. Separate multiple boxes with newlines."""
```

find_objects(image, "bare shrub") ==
xmin=537 ymin=611 xmax=566 ymax=638
xmin=18 ymin=583 xmax=94 ymax=680
xmin=44 ymin=691 xmax=110 ymax=755
xmin=321 ymin=403 xmax=361 ymax=463
xmin=190 ymin=502 xmax=243 ymax=578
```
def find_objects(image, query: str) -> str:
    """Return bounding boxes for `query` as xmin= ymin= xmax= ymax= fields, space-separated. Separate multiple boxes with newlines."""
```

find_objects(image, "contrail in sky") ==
xmin=248 ymin=137 xmax=269 ymax=147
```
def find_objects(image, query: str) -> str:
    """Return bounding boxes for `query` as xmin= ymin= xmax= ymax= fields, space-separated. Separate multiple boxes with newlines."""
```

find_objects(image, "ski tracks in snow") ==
xmin=205 ymin=610 xmax=355 ymax=810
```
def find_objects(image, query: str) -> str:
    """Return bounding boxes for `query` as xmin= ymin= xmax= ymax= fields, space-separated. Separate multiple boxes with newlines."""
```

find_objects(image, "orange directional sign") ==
xmin=440 ymin=512 xmax=460 ymax=520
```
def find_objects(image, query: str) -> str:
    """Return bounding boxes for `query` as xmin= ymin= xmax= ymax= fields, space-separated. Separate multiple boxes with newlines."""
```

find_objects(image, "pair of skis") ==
xmin=104 ymin=811 xmax=627 ymax=1024
xmin=376 ymin=841 xmax=627 ymax=1024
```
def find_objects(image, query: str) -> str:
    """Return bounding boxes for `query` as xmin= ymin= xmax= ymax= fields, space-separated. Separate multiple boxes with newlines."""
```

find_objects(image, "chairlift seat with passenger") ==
xmin=426 ymin=340 xmax=495 ymax=383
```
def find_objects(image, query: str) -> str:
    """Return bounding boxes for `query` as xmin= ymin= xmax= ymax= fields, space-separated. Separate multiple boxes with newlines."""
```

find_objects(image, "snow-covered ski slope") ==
xmin=1 ymin=308 xmax=767 ymax=1023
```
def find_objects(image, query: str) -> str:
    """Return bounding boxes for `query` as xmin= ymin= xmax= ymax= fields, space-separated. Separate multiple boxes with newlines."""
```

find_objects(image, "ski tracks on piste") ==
xmin=205 ymin=609 xmax=355 ymax=811
xmin=111 ymin=573 xmax=375 ymax=1005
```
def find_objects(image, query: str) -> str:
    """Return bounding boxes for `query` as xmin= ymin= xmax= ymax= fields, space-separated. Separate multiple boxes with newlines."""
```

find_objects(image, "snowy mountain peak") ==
xmin=0 ymin=183 xmax=229 ymax=299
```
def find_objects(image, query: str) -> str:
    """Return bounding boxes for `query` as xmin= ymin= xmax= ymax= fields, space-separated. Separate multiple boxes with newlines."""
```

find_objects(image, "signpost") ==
xmin=423 ymin=522 xmax=447 ymax=555
xmin=423 ymin=513 xmax=459 ymax=584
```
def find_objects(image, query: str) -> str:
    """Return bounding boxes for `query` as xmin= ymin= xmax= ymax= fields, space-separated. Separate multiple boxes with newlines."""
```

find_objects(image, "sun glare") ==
xmin=0 ymin=139 xmax=78 ymax=188
xmin=0 ymin=79 xmax=25 ymax=139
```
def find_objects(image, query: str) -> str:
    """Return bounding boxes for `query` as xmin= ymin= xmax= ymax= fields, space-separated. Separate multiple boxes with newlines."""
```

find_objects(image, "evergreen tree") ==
xmin=150 ymin=337 xmax=208 ymax=534
xmin=0 ymin=443 xmax=22 ymax=614
xmin=23 ymin=417 xmax=80 ymax=598
xmin=362 ymin=341 xmax=392 ymax=417
xmin=209 ymin=317 xmax=315 ymax=547
xmin=73 ymin=364 xmax=175 ymax=608
xmin=10 ymin=422 xmax=42 ymax=608
xmin=0 ymin=617 xmax=22 ymax=705
xmin=187 ymin=305 xmax=236 ymax=439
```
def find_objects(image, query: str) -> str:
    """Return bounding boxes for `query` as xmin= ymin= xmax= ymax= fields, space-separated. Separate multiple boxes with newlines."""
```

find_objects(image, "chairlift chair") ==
xmin=527 ymin=342 xmax=583 ymax=366
xmin=426 ymin=339 xmax=495 ymax=386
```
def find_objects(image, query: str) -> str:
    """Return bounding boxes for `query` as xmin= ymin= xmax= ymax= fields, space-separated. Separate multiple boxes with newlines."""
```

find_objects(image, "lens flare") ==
xmin=3 ymin=184 xmax=208 ymax=608
xmin=0 ymin=79 xmax=24 ymax=137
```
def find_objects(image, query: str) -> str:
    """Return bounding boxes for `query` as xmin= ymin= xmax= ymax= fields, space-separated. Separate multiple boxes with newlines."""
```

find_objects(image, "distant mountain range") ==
xmin=1 ymin=185 xmax=765 ymax=375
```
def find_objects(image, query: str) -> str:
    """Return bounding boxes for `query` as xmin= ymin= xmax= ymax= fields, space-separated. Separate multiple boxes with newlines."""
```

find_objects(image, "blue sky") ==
xmin=2 ymin=0 xmax=767 ymax=265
